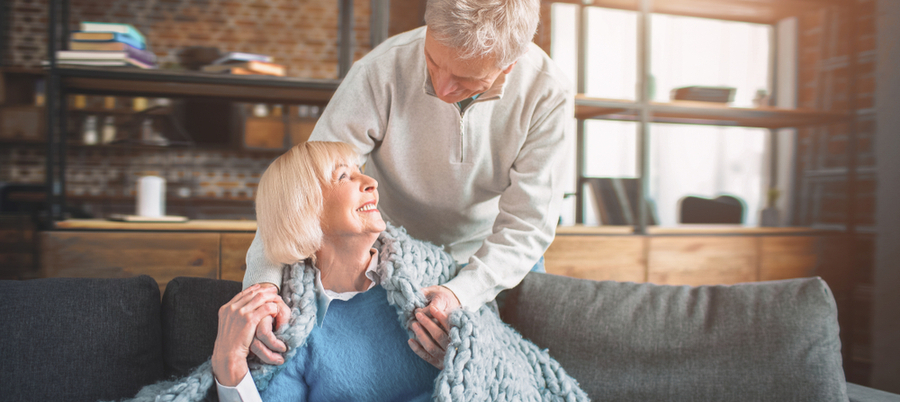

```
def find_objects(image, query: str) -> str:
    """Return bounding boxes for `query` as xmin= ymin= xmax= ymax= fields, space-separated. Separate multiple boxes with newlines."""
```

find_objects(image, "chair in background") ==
xmin=678 ymin=194 xmax=745 ymax=224
xmin=585 ymin=178 xmax=658 ymax=226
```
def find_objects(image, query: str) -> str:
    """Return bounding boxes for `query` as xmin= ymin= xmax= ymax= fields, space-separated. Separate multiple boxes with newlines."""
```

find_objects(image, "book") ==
xmin=71 ymin=31 xmax=145 ymax=50
xmin=79 ymin=21 xmax=146 ymax=47
xmin=212 ymin=51 xmax=273 ymax=65
xmin=670 ymin=86 xmax=736 ymax=103
xmin=47 ymin=56 xmax=155 ymax=69
xmin=70 ymin=40 xmax=137 ymax=51
xmin=107 ymin=214 xmax=188 ymax=223
xmin=201 ymin=60 xmax=285 ymax=76
xmin=59 ymin=46 xmax=157 ymax=65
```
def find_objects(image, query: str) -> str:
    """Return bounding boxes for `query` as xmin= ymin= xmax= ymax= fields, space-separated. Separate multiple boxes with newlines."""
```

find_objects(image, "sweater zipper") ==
xmin=458 ymin=113 xmax=465 ymax=163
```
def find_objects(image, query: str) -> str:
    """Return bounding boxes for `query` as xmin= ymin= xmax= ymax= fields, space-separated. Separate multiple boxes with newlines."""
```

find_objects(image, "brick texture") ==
xmin=793 ymin=0 xmax=878 ymax=385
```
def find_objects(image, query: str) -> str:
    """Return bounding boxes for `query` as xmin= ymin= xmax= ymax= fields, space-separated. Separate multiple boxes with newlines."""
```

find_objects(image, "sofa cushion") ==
xmin=0 ymin=275 xmax=164 ymax=402
xmin=161 ymin=276 xmax=242 ymax=378
xmin=500 ymin=273 xmax=847 ymax=402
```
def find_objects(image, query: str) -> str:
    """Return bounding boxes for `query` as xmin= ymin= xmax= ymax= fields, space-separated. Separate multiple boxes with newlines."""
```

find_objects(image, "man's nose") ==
xmin=434 ymin=73 xmax=457 ymax=97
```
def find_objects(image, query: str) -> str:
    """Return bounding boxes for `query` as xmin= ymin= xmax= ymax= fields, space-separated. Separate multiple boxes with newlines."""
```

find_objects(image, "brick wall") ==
xmin=794 ymin=0 xmax=877 ymax=385
xmin=0 ymin=144 xmax=277 ymax=219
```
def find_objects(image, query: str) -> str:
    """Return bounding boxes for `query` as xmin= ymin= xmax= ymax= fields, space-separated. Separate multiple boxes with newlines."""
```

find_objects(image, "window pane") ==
xmin=551 ymin=3 xmax=579 ymax=93
xmin=651 ymin=14 xmax=772 ymax=106
xmin=648 ymin=124 xmax=767 ymax=226
xmin=585 ymin=8 xmax=638 ymax=100
xmin=584 ymin=120 xmax=637 ymax=178
xmin=550 ymin=3 xmax=580 ymax=225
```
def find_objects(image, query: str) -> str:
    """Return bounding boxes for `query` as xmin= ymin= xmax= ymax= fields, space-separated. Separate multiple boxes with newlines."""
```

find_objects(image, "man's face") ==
xmin=423 ymin=31 xmax=515 ymax=104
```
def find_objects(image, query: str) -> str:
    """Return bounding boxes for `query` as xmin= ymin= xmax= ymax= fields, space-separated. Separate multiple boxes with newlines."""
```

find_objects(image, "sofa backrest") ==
xmin=499 ymin=272 xmax=848 ymax=402
xmin=160 ymin=276 xmax=242 ymax=378
xmin=0 ymin=275 xmax=164 ymax=402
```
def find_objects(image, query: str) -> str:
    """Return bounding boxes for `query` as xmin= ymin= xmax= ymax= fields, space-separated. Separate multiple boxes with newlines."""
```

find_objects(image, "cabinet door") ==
xmin=221 ymin=233 xmax=255 ymax=283
xmin=544 ymin=235 xmax=646 ymax=282
xmin=40 ymin=231 xmax=220 ymax=294
xmin=648 ymin=236 xmax=758 ymax=286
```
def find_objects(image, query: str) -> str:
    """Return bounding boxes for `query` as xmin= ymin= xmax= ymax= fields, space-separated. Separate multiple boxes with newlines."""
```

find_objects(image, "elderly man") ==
xmin=244 ymin=0 xmax=573 ymax=367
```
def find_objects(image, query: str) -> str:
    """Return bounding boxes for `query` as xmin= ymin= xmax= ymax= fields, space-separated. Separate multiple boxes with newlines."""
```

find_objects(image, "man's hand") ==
xmin=249 ymin=283 xmax=290 ymax=365
xmin=408 ymin=285 xmax=460 ymax=369
xmin=421 ymin=285 xmax=461 ymax=315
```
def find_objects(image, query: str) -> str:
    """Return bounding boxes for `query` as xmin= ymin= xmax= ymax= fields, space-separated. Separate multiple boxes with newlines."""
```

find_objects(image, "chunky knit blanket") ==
xmin=122 ymin=224 xmax=588 ymax=402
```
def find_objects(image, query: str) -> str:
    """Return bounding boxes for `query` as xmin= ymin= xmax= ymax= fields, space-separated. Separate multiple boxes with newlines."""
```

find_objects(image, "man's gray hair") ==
xmin=424 ymin=0 xmax=540 ymax=68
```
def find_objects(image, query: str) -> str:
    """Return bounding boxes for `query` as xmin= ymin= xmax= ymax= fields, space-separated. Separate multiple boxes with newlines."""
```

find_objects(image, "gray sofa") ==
xmin=1 ymin=273 xmax=898 ymax=401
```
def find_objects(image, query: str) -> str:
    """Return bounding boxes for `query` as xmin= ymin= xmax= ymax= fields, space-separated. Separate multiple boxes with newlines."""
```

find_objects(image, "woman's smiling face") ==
xmin=318 ymin=161 xmax=386 ymax=238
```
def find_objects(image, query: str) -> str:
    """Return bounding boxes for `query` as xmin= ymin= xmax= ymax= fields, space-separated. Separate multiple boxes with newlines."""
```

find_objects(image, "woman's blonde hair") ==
xmin=256 ymin=141 xmax=360 ymax=265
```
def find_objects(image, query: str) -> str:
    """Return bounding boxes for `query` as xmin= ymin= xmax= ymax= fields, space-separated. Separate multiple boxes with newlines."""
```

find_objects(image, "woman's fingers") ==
xmin=251 ymin=336 xmax=286 ymax=365
xmin=212 ymin=286 xmax=281 ymax=386
xmin=408 ymin=338 xmax=443 ymax=369
xmin=410 ymin=319 xmax=447 ymax=369
xmin=415 ymin=309 xmax=450 ymax=350
xmin=255 ymin=313 xmax=288 ymax=354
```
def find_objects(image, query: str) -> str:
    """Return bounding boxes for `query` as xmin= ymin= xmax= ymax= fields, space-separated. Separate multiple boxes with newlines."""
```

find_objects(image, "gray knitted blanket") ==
xmin=122 ymin=224 xmax=588 ymax=401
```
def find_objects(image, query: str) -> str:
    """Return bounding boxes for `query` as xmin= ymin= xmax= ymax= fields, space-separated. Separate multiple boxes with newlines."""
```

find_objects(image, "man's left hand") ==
xmin=421 ymin=285 xmax=460 ymax=315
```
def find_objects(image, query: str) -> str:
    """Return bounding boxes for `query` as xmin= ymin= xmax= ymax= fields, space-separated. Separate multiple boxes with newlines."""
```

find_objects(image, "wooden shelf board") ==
xmin=556 ymin=224 xmax=841 ymax=236
xmin=575 ymin=95 xmax=850 ymax=128
xmin=556 ymin=0 xmax=847 ymax=24
xmin=53 ymin=218 xmax=257 ymax=232
xmin=53 ymin=66 xmax=340 ymax=104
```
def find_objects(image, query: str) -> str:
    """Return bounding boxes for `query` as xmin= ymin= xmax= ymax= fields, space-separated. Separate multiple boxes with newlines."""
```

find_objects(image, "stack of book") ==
xmin=55 ymin=22 xmax=157 ymax=69
xmin=201 ymin=52 xmax=285 ymax=76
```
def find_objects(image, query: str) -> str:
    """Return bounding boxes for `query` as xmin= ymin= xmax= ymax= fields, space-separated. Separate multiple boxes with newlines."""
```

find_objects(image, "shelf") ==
xmin=560 ymin=0 xmax=847 ymax=24
xmin=53 ymin=218 xmax=257 ymax=232
xmin=555 ymin=224 xmax=842 ymax=236
xmin=575 ymin=95 xmax=850 ymax=129
xmin=51 ymin=66 xmax=341 ymax=105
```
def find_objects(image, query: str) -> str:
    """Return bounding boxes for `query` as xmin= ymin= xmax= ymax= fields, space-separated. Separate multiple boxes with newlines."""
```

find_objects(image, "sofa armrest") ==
xmin=848 ymin=383 xmax=900 ymax=402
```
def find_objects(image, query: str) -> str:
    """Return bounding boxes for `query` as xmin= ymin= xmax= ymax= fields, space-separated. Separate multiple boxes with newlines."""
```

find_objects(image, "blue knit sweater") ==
xmin=260 ymin=285 xmax=438 ymax=401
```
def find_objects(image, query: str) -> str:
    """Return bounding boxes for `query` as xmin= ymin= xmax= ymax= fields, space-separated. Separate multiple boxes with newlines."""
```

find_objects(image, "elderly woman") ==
xmin=213 ymin=141 xmax=441 ymax=400
xmin=126 ymin=141 xmax=586 ymax=402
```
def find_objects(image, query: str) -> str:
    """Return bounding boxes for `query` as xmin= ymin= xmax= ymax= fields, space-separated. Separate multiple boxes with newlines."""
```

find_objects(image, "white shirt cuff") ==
xmin=215 ymin=370 xmax=263 ymax=402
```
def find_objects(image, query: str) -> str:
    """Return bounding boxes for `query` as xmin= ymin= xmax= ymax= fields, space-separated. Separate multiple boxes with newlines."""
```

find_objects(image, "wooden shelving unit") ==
xmin=41 ymin=0 xmax=349 ymax=223
xmin=570 ymin=0 xmax=854 ymax=231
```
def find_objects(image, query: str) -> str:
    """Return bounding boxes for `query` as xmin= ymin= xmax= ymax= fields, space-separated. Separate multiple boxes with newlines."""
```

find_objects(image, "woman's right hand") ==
xmin=211 ymin=284 xmax=284 ymax=386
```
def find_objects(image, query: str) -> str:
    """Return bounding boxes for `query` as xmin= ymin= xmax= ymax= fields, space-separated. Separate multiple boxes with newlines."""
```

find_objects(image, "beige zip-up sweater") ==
xmin=245 ymin=26 xmax=573 ymax=309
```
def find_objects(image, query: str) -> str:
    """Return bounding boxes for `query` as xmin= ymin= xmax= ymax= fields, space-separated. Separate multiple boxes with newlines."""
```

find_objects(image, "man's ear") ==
xmin=501 ymin=61 xmax=517 ymax=74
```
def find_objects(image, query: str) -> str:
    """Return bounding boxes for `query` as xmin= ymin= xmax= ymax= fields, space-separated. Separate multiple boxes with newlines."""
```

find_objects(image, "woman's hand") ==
xmin=249 ymin=283 xmax=291 ymax=365
xmin=408 ymin=286 xmax=458 ymax=369
xmin=211 ymin=284 xmax=285 ymax=386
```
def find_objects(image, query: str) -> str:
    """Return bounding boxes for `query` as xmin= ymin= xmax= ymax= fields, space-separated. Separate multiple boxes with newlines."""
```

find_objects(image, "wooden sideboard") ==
xmin=40 ymin=220 xmax=851 ymax=296
xmin=41 ymin=220 xmax=256 ymax=294
xmin=544 ymin=225 xmax=852 ymax=293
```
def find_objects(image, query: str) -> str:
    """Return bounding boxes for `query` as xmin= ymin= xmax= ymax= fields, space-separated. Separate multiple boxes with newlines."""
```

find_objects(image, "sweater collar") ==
xmin=311 ymin=248 xmax=380 ymax=327
xmin=421 ymin=66 xmax=507 ymax=103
